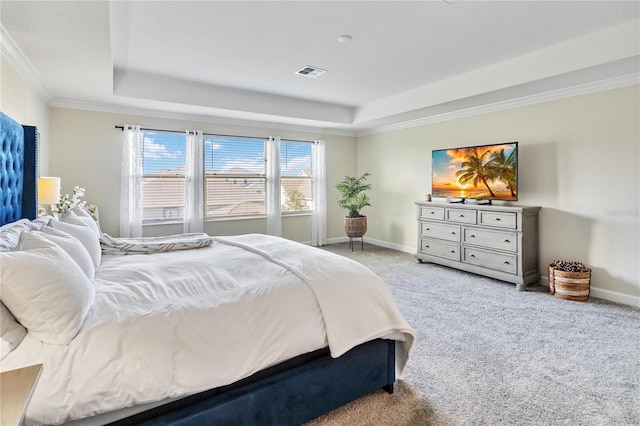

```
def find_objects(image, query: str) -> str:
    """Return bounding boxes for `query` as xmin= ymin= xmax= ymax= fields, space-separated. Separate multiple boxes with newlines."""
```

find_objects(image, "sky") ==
xmin=142 ymin=132 xmax=311 ymax=176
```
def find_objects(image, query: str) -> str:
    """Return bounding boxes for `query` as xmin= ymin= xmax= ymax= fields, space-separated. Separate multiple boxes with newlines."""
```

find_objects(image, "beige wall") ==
xmin=357 ymin=85 xmax=640 ymax=305
xmin=48 ymin=108 xmax=357 ymax=241
xmin=1 ymin=56 xmax=50 ymax=174
xmin=4 ymin=55 xmax=638 ymax=305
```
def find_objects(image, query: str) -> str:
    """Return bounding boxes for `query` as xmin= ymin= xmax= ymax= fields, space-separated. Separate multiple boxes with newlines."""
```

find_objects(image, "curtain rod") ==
xmin=115 ymin=125 xmax=186 ymax=134
xmin=115 ymin=125 xmax=316 ymax=143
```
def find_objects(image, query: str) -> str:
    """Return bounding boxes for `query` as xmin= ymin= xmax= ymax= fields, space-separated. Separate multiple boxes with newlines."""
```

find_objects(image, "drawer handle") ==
xmin=502 ymin=260 xmax=510 ymax=264
xmin=430 ymin=211 xmax=435 ymax=215
xmin=425 ymin=245 xmax=429 ymax=248
xmin=469 ymin=234 xmax=476 ymax=238
xmin=494 ymin=217 xmax=501 ymax=221
xmin=449 ymin=231 xmax=456 ymax=235
xmin=426 ymin=228 xmax=430 ymax=231
xmin=450 ymin=250 xmax=456 ymax=253
xmin=503 ymin=239 xmax=510 ymax=243
xmin=458 ymin=214 xmax=464 ymax=217
xmin=469 ymin=254 xmax=475 ymax=258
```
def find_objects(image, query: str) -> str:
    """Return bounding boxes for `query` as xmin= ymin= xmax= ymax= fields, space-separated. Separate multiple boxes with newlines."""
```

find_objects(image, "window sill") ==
xmin=143 ymin=220 xmax=183 ymax=227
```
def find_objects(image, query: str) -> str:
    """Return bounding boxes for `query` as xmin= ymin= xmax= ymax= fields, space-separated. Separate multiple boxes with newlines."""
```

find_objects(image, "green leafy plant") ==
xmin=335 ymin=172 xmax=372 ymax=218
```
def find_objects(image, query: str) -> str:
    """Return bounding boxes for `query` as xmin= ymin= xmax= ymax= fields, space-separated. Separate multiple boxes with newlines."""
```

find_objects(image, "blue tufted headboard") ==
xmin=0 ymin=112 xmax=38 ymax=226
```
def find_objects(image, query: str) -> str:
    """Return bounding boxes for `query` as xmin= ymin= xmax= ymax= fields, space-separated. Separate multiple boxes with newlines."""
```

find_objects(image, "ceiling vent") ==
xmin=296 ymin=66 xmax=326 ymax=78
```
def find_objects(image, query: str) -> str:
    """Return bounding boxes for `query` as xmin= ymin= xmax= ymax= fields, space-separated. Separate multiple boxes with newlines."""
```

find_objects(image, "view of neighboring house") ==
xmin=142 ymin=168 xmax=313 ymax=221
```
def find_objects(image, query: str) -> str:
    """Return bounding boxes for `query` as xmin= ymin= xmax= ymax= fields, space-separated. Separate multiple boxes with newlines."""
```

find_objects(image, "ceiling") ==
xmin=1 ymin=1 xmax=639 ymax=135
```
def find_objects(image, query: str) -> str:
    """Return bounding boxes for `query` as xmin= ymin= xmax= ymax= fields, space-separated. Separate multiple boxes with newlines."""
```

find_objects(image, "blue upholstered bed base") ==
xmin=111 ymin=339 xmax=395 ymax=425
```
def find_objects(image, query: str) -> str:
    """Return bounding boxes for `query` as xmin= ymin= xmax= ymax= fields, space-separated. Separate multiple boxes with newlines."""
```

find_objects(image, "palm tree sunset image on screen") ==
xmin=431 ymin=142 xmax=518 ymax=201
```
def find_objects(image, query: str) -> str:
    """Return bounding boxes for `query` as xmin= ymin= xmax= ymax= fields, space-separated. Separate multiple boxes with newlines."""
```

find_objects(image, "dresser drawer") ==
xmin=419 ymin=222 xmax=461 ymax=242
xmin=416 ymin=201 xmax=540 ymax=288
xmin=446 ymin=208 xmax=477 ymax=224
xmin=463 ymin=247 xmax=517 ymax=274
xmin=419 ymin=206 xmax=445 ymax=221
xmin=420 ymin=239 xmax=460 ymax=261
xmin=478 ymin=211 xmax=517 ymax=229
xmin=464 ymin=228 xmax=518 ymax=252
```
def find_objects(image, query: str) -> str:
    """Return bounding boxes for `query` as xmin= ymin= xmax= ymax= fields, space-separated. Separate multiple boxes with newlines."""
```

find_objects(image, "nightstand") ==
xmin=0 ymin=364 xmax=43 ymax=426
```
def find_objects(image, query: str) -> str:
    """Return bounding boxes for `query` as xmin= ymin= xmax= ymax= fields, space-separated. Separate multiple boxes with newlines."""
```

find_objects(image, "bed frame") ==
xmin=0 ymin=111 xmax=396 ymax=425
xmin=113 ymin=339 xmax=395 ymax=425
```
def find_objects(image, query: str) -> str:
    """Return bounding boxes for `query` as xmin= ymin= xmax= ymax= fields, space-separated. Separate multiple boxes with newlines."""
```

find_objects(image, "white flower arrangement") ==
xmin=51 ymin=186 xmax=87 ymax=215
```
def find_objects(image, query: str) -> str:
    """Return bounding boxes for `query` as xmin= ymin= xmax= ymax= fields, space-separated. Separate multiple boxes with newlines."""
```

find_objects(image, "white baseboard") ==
xmin=324 ymin=236 xmax=415 ymax=254
xmin=325 ymin=236 xmax=349 ymax=245
xmin=540 ymin=276 xmax=639 ymax=308
xmin=359 ymin=237 xmax=415 ymax=254
xmin=320 ymin=237 xmax=639 ymax=308
xmin=587 ymin=287 xmax=639 ymax=308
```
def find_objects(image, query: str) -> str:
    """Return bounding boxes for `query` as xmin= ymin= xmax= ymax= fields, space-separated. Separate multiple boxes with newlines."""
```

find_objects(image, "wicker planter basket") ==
xmin=548 ymin=266 xmax=591 ymax=301
xmin=344 ymin=216 xmax=367 ymax=238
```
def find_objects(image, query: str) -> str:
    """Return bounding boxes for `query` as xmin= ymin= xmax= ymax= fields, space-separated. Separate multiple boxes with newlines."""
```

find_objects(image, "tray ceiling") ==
xmin=1 ymin=1 xmax=638 ymax=134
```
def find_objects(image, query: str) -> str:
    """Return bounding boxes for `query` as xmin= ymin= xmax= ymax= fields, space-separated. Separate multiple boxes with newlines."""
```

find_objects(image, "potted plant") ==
xmin=335 ymin=172 xmax=371 ymax=238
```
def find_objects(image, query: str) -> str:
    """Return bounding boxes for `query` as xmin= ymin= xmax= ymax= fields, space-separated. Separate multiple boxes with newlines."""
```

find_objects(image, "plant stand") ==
xmin=349 ymin=236 xmax=364 ymax=252
xmin=344 ymin=216 xmax=367 ymax=252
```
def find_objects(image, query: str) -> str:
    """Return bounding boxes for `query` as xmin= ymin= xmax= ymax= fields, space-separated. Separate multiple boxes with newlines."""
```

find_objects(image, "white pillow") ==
xmin=52 ymin=218 xmax=101 ymax=270
xmin=0 ymin=219 xmax=31 ymax=252
xmin=1 ymin=303 xmax=27 ymax=359
xmin=0 ymin=232 xmax=95 ymax=345
xmin=31 ymin=227 xmax=95 ymax=281
xmin=61 ymin=208 xmax=101 ymax=238
xmin=29 ymin=215 xmax=53 ymax=231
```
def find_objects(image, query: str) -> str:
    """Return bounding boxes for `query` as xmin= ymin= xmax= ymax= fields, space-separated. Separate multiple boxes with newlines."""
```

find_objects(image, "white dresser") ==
xmin=415 ymin=201 xmax=541 ymax=290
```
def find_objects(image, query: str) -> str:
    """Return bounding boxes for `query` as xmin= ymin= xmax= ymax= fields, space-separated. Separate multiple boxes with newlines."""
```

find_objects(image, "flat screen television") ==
xmin=431 ymin=141 xmax=518 ymax=203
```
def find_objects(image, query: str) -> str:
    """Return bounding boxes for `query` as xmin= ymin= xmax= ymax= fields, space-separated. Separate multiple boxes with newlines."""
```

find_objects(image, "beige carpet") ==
xmin=308 ymin=242 xmax=640 ymax=426
xmin=306 ymin=380 xmax=442 ymax=426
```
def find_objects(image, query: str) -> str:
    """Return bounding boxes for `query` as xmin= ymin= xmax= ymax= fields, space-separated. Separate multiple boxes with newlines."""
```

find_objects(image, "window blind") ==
xmin=204 ymin=135 xmax=267 ymax=218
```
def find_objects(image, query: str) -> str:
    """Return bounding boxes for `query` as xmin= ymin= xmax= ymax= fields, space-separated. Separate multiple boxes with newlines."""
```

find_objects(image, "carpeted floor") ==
xmin=308 ymin=242 xmax=640 ymax=426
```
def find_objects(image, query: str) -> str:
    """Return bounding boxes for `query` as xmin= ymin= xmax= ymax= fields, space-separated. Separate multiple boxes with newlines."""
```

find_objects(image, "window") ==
xmin=124 ymin=125 xmax=325 ymax=242
xmin=204 ymin=136 xmax=267 ymax=218
xmin=140 ymin=131 xmax=186 ymax=222
xmin=280 ymin=140 xmax=313 ymax=213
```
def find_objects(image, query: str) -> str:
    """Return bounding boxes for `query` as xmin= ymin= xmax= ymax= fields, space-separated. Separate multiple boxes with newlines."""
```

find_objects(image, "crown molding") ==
xmin=49 ymin=98 xmax=358 ymax=138
xmin=1 ymin=24 xmax=51 ymax=103
xmin=357 ymin=73 xmax=640 ymax=137
xmin=45 ymin=72 xmax=640 ymax=139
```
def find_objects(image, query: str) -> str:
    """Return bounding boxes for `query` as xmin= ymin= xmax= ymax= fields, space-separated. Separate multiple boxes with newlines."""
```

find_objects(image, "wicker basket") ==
xmin=344 ymin=216 xmax=367 ymax=238
xmin=548 ymin=266 xmax=591 ymax=301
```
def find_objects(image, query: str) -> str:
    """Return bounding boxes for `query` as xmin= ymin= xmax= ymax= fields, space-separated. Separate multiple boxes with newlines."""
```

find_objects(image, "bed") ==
xmin=0 ymin=112 xmax=415 ymax=425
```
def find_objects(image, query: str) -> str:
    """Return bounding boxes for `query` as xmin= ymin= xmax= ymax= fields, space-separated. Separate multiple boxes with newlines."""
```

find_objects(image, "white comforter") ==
xmin=2 ymin=234 xmax=415 ymax=425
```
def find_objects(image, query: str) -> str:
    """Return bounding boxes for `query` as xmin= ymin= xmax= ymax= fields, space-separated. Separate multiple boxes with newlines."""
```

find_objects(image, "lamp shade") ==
xmin=38 ymin=177 xmax=61 ymax=205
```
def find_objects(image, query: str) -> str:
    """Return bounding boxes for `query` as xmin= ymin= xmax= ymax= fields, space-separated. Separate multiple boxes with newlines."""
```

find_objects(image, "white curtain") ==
xmin=266 ymin=136 xmax=282 ymax=237
xmin=311 ymin=139 xmax=327 ymax=246
xmin=120 ymin=125 xmax=143 ymax=237
xmin=184 ymin=130 xmax=204 ymax=233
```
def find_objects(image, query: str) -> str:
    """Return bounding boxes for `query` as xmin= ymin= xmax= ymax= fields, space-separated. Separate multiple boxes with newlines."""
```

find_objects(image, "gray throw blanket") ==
xmin=100 ymin=233 xmax=214 ymax=255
